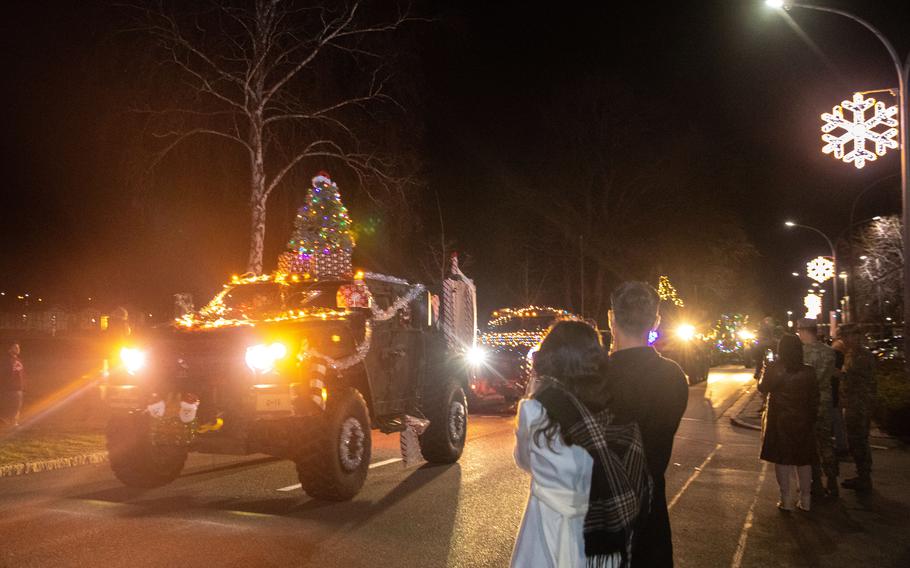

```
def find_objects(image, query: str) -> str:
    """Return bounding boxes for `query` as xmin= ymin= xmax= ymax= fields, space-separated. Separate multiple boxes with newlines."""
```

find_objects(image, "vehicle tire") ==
xmin=295 ymin=388 xmax=371 ymax=501
xmin=106 ymin=413 xmax=188 ymax=489
xmin=419 ymin=379 xmax=468 ymax=464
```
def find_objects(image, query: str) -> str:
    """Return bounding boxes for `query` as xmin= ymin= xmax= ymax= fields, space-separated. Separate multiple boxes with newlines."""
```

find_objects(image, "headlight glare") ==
xmin=120 ymin=347 xmax=147 ymax=375
xmin=245 ymin=342 xmax=287 ymax=373
xmin=676 ymin=324 xmax=696 ymax=342
xmin=466 ymin=346 xmax=487 ymax=366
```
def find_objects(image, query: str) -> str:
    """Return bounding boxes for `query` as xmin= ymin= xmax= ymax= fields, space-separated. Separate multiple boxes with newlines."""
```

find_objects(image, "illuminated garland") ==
xmin=177 ymin=273 xmax=351 ymax=329
xmin=478 ymin=330 xmax=547 ymax=349
xmin=658 ymin=275 xmax=684 ymax=307
xmin=487 ymin=306 xmax=573 ymax=329
xmin=306 ymin=284 xmax=426 ymax=370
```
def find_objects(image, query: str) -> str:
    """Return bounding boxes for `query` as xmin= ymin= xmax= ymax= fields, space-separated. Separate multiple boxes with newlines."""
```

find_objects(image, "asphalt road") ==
xmin=1 ymin=366 xmax=907 ymax=567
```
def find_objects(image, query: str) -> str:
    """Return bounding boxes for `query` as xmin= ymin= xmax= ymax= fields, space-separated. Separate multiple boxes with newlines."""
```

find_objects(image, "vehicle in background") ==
xmin=652 ymin=321 xmax=711 ymax=385
xmin=468 ymin=306 xmax=578 ymax=408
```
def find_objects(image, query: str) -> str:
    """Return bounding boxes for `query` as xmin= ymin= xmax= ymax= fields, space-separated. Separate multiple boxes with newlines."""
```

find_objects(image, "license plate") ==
xmin=256 ymin=393 xmax=292 ymax=413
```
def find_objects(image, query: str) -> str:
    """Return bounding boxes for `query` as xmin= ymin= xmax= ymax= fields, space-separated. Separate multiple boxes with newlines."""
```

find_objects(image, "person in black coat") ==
xmin=606 ymin=282 xmax=689 ymax=567
xmin=758 ymin=333 xmax=819 ymax=511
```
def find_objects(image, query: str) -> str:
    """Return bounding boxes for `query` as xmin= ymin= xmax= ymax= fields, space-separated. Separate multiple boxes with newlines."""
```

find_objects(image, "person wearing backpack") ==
xmin=512 ymin=320 xmax=652 ymax=568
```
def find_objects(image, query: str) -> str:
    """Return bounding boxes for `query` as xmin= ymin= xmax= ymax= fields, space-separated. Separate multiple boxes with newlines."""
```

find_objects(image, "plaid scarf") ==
xmin=536 ymin=380 xmax=652 ymax=568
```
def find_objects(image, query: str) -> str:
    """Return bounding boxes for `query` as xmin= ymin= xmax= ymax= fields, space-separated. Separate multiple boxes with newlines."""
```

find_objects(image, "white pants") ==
xmin=775 ymin=464 xmax=812 ymax=510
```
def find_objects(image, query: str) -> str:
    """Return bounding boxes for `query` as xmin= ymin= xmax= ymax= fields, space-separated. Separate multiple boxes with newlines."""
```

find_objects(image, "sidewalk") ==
xmin=731 ymin=388 xmax=902 ymax=447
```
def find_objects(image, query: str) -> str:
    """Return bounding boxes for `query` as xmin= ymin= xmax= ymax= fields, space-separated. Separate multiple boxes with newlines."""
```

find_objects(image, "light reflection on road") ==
xmin=701 ymin=365 xmax=755 ymax=418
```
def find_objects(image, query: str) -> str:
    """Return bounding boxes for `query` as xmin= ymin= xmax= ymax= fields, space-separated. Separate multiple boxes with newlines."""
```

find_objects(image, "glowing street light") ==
xmin=784 ymin=221 xmax=839 ymax=330
xmin=767 ymin=0 xmax=910 ymax=367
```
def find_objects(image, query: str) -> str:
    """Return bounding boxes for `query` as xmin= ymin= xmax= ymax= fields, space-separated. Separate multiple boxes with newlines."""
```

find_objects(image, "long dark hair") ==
xmin=531 ymin=320 xmax=608 ymax=448
xmin=777 ymin=333 xmax=804 ymax=373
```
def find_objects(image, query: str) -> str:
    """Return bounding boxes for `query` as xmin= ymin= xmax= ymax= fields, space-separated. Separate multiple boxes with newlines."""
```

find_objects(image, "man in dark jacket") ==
xmin=606 ymin=282 xmax=689 ymax=567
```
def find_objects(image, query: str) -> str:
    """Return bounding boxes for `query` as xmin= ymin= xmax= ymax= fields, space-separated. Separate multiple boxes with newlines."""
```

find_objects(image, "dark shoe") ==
xmin=841 ymin=477 xmax=873 ymax=492
xmin=811 ymin=480 xmax=826 ymax=498
xmin=826 ymin=478 xmax=839 ymax=498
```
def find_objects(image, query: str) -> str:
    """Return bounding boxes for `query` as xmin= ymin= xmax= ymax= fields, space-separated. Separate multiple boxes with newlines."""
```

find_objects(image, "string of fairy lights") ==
xmin=485 ymin=306 xmax=573 ymax=329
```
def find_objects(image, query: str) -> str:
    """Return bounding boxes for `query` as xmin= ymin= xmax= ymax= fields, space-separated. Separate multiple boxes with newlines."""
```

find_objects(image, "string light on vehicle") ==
xmin=821 ymin=92 xmax=898 ymax=169
xmin=804 ymin=292 xmax=822 ymax=319
xmin=478 ymin=330 xmax=547 ymax=348
xmin=486 ymin=306 xmax=572 ymax=328
xmin=805 ymin=256 xmax=835 ymax=283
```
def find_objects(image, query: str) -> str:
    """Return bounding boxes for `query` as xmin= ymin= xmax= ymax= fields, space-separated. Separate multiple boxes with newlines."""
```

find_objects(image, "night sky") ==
xmin=1 ymin=0 xmax=909 ymax=323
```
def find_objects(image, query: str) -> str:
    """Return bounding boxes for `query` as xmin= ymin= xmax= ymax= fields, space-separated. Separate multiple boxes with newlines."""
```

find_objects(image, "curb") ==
xmin=730 ymin=415 xmax=762 ymax=431
xmin=0 ymin=451 xmax=108 ymax=478
xmin=728 ymin=387 xmax=762 ymax=432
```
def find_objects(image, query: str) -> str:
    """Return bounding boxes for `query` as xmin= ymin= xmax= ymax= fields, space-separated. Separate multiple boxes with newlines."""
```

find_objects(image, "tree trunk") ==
xmin=247 ymin=113 xmax=267 ymax=274
xmin=248 ymin=195 xmax=267 ymax=274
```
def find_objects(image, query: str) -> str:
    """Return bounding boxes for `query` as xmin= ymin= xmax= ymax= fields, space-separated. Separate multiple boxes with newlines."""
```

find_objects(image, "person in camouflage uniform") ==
xmin=796 ymin=318 xmax=839 ymax=497
xmin=838 ymin=324 xmax=876 ymax=492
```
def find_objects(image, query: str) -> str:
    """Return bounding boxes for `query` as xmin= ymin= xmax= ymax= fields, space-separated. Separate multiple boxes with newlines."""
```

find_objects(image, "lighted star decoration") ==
xmin=805 ymin=256 xmax=835 ymax=283
xmin=821 ymin=92 xmax=898 ymax=169
xmin=804 ymin=293 xmax=822 ymax=320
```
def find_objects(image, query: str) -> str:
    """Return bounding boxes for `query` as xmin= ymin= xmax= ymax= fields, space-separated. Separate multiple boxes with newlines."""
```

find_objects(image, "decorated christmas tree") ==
xmin=278 ymin=172 xmax=355 ymax=279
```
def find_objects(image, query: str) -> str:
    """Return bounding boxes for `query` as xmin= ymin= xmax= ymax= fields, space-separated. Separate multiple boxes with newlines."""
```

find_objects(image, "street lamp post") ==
xmin=769 ymin=0 xmax=910 ymax=363
xmin=785 ymin=221 xmax=839 ymax=329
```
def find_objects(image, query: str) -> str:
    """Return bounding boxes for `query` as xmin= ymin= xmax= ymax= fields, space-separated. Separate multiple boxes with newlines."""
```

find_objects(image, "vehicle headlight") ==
xmin=466 ymin=345 xmax=487 ymax=367
xmin=676 ymin=324 xmax=696 ymax=342
xmin=245 ymin=342 xmax=288 ymax=373
xmin=738 ymin=329 xmax=756 ymax=341
xmin=120 ymin=347 xmax=147 ymax=375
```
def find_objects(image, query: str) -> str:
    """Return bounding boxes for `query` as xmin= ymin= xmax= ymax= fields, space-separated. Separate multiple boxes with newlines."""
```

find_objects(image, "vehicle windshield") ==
xmin=204 ymin=280 xmax=351 ymax=321
xmin=221 ymin=282 xmax=285 ymax=319
xmin=490 ymin=316 xmax=554 ymax=333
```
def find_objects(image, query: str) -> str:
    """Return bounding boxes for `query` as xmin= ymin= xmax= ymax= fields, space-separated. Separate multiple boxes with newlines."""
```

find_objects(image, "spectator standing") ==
xmin=606 ymin=282 xmax=689 ymax=567
xmin=512 ymin=320 xmax=651 ymax=568
xmin=831 ymin=337 xmax=849 ymax=457
xmin=758 ymin=334 xmax=819 ymax=511
xmin=838 ymin=325 xmax=876 ymax=492
xmin=796 ymin=318 xmax=839 ymax=498
xmin=1 ymin=341 xmax=25 ymax=427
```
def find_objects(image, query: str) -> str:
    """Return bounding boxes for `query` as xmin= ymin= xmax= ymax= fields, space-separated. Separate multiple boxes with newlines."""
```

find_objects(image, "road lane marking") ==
xmin=276 ymin=458 xmax=403 ymax=492
xmin=731 ymin=461 xmax=769 ymax=568
xmin=667 ymin=443 xmax=721 ymax=511
xmin=368 ymin=457 xmax=404 ymax=469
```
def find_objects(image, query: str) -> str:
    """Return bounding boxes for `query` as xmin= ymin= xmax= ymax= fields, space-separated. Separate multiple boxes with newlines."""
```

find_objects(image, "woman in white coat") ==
xmin=512 ymin=321 xmax=650 ymax=568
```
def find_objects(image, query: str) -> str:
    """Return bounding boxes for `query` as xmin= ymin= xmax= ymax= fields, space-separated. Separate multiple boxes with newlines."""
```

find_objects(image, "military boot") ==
xmin=841 ymin=476 xmax=873 ymax=492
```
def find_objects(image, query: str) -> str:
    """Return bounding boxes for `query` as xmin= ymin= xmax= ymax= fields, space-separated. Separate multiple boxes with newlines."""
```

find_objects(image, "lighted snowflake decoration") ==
xmin=821 ymin=93 xmax=898 ymax=169
xmin=804 ymin=293 xmax=822 ymax=320
xmin=805 ymin=256 xmax=835 ymax=283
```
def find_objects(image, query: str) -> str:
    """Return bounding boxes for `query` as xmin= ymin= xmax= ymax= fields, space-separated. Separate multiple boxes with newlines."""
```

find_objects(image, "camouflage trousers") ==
xmin=812 ymin=407 xmax=839 ymax=483
xmin=845 ymin=409 xmax=872 ymax=478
